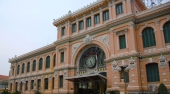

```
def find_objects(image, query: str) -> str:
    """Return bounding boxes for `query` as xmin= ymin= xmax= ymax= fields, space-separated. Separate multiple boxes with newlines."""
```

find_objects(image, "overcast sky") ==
xmin=0 ymin=0 xmax=169 ymax=76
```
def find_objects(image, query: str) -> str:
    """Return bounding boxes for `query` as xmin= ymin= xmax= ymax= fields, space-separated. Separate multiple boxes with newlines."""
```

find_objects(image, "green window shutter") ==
xmin=45 ymin=78 xmax=48 ymax=89
xmin=61 ymin=52 xmax=64 ymax=62
xmin=103 ymin=10 xmax=109 ymax=21
xmin=61 ymin=27 xmax=65 ymax=36
xmin=46 ymin=56 xmax=50 ymax=68
xmin=33 ymin=60 xmax=36 ymax=71
xmin=94 ymin=14 xmax=100 ymax=24
xmin=60 ymin=76 xmax=63 ymax=88
xmin=39 ymin=58 xmax=43 ymax=70
xmin=119 ymin=35 xmax=126 ymax=49
xmin=79 ymin=21 xmax=84 ymax=30
xmin=72 ymin=24 xmax=76 ymax=33
xmin=27 ymin=62 xmax=30 ymax=72
xmin=163 ymin=21 xmax=170 ymax=43
xmin=142 ymin=27 xmax=156 ymax=48
xmin=116 ymin=3 xmax=123 ymax=15
xmin=146 ymin=63 xmax=160 ymax=82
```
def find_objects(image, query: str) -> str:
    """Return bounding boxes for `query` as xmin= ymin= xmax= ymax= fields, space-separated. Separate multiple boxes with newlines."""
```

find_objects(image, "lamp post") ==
xmin=122 ymin=64 xmax=129 ymax=94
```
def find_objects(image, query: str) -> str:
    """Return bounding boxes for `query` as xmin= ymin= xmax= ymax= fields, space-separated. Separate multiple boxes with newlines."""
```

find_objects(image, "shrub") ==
xmin=158 ymin=83 xmax=168 ymax=94
xmin=2 ymin=89 xmax=10 ymax=94
xmin=109 ymin=90 xmax=120 ymax=94
xmin=35 ymin=91 xmax=41 ymax=94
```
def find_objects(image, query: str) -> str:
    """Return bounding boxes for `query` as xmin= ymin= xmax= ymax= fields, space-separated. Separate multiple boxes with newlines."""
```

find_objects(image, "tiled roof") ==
xmin=0 ymin=75 xmax=9 ymax=80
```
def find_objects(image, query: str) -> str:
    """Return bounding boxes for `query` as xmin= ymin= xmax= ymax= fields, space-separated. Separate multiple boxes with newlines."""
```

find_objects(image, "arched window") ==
xmin=46 ymin=56 xmax=50 ymax=68
xmin=17 ymin=65 xmax=20 ymax=75
xmin=142 ymin=27 xmax=156 ymax=48
xmin=53 ymin=54 xmax=56 ymax=67
xmin=22 ymin=64 xmax=25 ymax=74
xmin=146 ymin=63 xmax=160 ymax=82
xmin=163 ymin=21 xmax=170 ymax=43
xmin=39 ymin=58 xmax=43 ymax=70
xmin=32 ymin=60 xmax=36 ymax=71
xmin=27 ymin=62 xmax=30 ymax=72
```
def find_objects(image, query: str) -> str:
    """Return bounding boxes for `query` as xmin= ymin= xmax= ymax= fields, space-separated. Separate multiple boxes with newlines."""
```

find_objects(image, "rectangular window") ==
xmin=79 ymin=21 xmax=84 ymax=30
xmin=44 ymin=78 xmax=48 ymax=89
xmin=61 ymin=52 xmax=64 ymax=62
xmin=94 ymin=14 xmax=100 ymax=24
xmin=59 ymin=76 xmax=63 ymax=88
xmin=72 ymin=23 xmax=76 ymax=33
xmin=116 ymin=3 xmax=123 ymax=15
xmin=61 ymin=27 xmax=65 ymax=36
xmin=25 ymin=81 xmax=28 ymax=90
xmin=86 ymin=17 xmax=91 ymax=27
xmin=37 ymin=79 xmax=41 ymax=89
xmin=103 ymin=10 xmax=109 ymax=21
xmin=31 ymin=80 xmax=34 ymax=89
xmin=119 ymin=35 xmax=126 ymax=49
xmin=52 ymin=78 xmax=54 ymax=89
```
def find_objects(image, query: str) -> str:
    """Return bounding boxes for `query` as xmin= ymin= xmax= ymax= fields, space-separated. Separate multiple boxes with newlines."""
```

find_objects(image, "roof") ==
xmin=0 ymin=75 xmax=9 ymax=80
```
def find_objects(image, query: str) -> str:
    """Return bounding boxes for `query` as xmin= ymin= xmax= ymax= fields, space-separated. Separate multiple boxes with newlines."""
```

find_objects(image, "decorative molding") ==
xmin=144 ymin=47 xmax=156 ymax=55
xmin=112 ymin=60 xmax=121 ymax=72
xmin=167 ymin=17 xmax=170 ymax=21
xmin=115 ymin=29 xmax=128 ymax=36
xmin=48 ymin=74 xmax=52 ymax=81
xmin=155 ymin=20 xmax=159 ymax=26
xmin=63 ymin=69 xmax=68 ymax=79
xmin=166 ymin=45 xmax=170 ymax=48
xmin=158 ymin=54 xmax=168 ymax=68
xmin=125 ymin=57 xmax=136 ymax=71
xmin=97 ymin=34 xmax=109 ymax=47
xmin=54 ymin=71 xmax=58 ymax=79
xmin=72 ymin=42 xmax=82 ymax=58
xmin=148 ymin=84 xmax=157 ymax=92
xmin=83 ymin=34 xmax=94 ymax=44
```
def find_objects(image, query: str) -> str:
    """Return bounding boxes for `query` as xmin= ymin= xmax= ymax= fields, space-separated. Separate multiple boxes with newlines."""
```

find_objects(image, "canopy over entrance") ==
xmin=65 ymin=72 xmax=106 ymax=83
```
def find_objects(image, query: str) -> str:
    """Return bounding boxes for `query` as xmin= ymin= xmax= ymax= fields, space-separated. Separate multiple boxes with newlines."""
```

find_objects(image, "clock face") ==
xmin=86 ymin=56 xmax=96 ymax=68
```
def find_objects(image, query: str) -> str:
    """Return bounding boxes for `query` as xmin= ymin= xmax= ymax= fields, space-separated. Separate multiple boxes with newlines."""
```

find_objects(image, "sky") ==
xmin=0 ymin=0 xmax=169 ymax=76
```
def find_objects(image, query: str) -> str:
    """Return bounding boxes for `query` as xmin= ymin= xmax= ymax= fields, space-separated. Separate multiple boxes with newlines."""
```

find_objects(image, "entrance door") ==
xmin=77 ymin=82 xmax=106 ymax=94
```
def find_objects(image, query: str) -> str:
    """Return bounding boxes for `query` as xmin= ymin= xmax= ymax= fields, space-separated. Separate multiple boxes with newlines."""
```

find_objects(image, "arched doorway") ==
xmin=66 ymin=46 xmax=107 ymax=94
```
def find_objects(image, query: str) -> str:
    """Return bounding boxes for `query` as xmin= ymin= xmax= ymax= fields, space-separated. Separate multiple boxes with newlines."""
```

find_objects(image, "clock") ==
xmin=85 ymin=55 xmax=96 ymax=68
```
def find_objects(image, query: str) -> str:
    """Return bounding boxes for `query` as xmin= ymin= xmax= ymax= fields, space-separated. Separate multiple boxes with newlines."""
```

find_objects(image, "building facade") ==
xmin=8 ymin=0 xmax=170 ymax=94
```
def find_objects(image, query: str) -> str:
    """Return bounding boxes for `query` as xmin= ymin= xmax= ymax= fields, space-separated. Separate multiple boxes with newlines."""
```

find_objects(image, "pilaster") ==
xmin=91 ymin=12 xmax=94 ymax=28
xmin=83 ymin=16 xmax=86 ymax=31
xmin=100 ymin=8 xmax=103 ymax=24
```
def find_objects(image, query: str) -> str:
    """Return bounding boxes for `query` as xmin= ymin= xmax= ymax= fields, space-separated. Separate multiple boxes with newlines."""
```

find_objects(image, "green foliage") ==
xmin=158 ymin=83 xmax=168 ymax=94
xmin=109 ymin=90 xmax=120 ymax=94
xmin=2 ymin=89 xmax=10 ymax=94
xmin=11 ymin=90 xmax=21 ymax=94
xmin=35 ymin=91 xmax=41 ymax=94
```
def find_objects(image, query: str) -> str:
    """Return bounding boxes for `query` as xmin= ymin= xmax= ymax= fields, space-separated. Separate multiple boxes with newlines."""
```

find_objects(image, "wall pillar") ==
xmin=83 ymin=16 xmax=86 ymax=31
xmin=91 ymin=12 xmax=94 ymax=28
xmin=100 ymin=8 xmax=103 ymax=24
xmin=50 ymin=54 xmax=54 ymax=71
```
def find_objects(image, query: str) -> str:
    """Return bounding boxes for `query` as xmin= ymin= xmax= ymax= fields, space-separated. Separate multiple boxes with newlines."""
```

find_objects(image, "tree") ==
xmin=158 ymin=83 xmax=168 ymax=94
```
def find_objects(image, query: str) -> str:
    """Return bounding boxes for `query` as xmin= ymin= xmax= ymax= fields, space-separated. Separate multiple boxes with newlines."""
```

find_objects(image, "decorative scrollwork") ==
xmin=83 ymin=34 xmax=93 ymax=44
xmin=112 ymin=60 xmax=121 ymax=72
xmin=125 ymin=57 xmax=136 ymax=71
xmin=159 ymin=54 xmax=168 ymax=68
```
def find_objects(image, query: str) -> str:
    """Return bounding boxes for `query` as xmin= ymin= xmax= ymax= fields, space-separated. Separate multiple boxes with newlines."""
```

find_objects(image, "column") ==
xmin=12 ymin=82 xmax=15 ymax=92
xmin=43 ymin=56 xmax=46 ymax=71
xmin=57 ymin=26 xmax=61 ymax=39
xmin=108 ymin=2 xmax=112 ymax=20
xmin=41 ymin=78 xmax=44 ymax=93
xmin=112 ymin=2 xmax=116 ymax=19
xmin=18 ymin=83 xmax=20 ymax=91
xmin=76 ymin=19 xmax=79 ymax=33
xmin=129 ymin=22 xmax=137 ymax=51
xmin=50 ymin=54 xmax=54 ymax=70
xmin=28 ymin=80 xmax=31 ymax=92
xmin=109 ymin=29 xmax=115 ymax=55
xmin=100 ymin=8 xmax=103 ymax=24
xmin=65 ymin=23 xmax=68 ymax=37
xmin=66 ymin=44 xmax=70 ymax=65
xmin=30 ymin=61 xmax=33 ymax=74
xmin=36 ymin=58 xmax=39 ymax=73
xmin=67 ymin=21 xmax=71 ymax=36
xmin=123 ymin=0 xmax=127 ymax=14
xmin=83 ymin=16 xmax=86 ymax=31
xmin=91 ymin=12 xmax=94 ymax=28
xmin=24 ymin=63 xmax=26 ymax=75
xmin=126 ymin=0 xmax=132 ymax=14
xmin=48 ymin=77 xmax=52 ymax=93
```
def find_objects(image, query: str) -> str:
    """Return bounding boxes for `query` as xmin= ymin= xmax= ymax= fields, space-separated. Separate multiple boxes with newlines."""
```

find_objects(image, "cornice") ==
xmin=53 ymin=0 xmax=104 ymax=26
xmin=9 ymin=43 xmax=56 ymax=63
xmin=54 ymin=14 xmax=135 ymax=46
xmin=136 ymin=1 xmax=170 ymax=23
